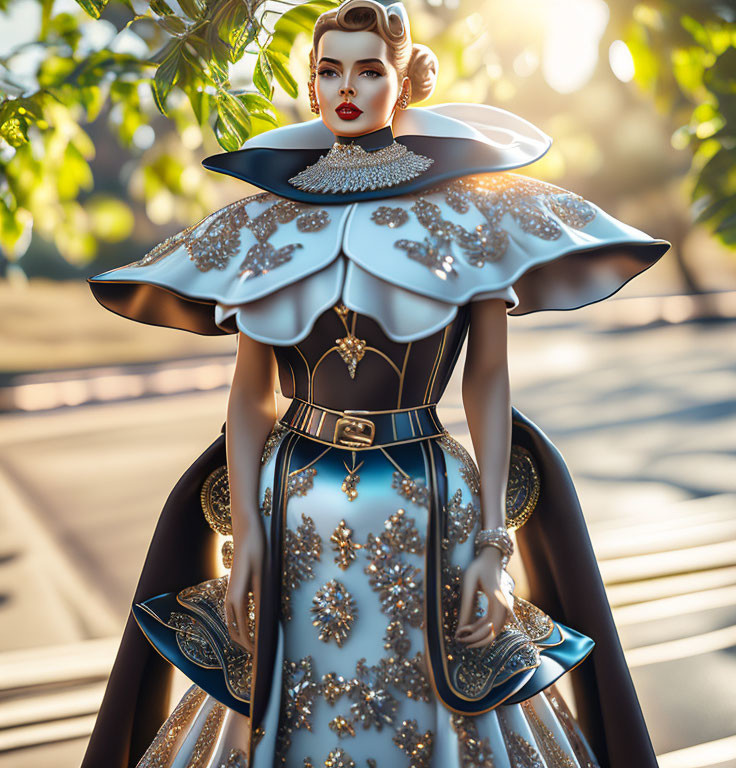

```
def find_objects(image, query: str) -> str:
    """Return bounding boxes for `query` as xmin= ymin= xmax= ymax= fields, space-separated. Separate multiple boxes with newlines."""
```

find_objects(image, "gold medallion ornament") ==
xmin=288 ymin=141 xmax=434 ymax=194
xmin=506 ymin=444 xmax=541 ymax=531
xmin=200 ymin=465 xmax=232 ymax=535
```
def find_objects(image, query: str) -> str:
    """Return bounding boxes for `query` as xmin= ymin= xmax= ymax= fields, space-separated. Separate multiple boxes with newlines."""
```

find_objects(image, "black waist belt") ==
xmin=280 ymin=399 xmax=444 ymax=449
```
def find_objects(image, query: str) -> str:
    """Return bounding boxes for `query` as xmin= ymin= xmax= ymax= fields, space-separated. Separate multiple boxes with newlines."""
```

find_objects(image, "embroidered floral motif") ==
xmin=522 ymin=700 xmax=576 ymax=768
xmin=329 ymin=716 xmax=357 ymax=739
xmin=371 ymin=206 xmax=409 ymax=228
xmin=311 ymin=579 xmax=358 ymax=646
xmin=502 ymin=730 xmax=545 ymax=768
xmin=365 ymin=555 xmax=424 ymax=628
xmin=262 ymin=422 xmax=288 ymax=464
xmin=437 ymin=432 xmax=481 ymax=496
xmin=131 ymin=194 xmax=331 ymax=277
xmin=277 ymin=656 xmax=319 ymax=762
xmin=365 ymin=508 xmax=424 ymax=558
xmin=169 ymin=612 xmax=219 ymax=667
xmin=380 ymin=651 xmax=430 ymax=702
xmin=451 ymin=714 xmax=496 ymax=768
xmin=324 ymin=748 xmax=356 ymax=768
xmin=240 ymin=198 xmax=330 ymax=277
xmin=188 ymin=701 xmax=225 ymax=768
xmin=137 ymin=686 xmax=206 ymax=768
xmin=512 ymin=597 xmax=554 ymax=643
xmin=383 ymin=619 xmax=412 ymax=657
xmin=260 ymin=486 xmax=273 ymax=517
xmin=441 ymin=174 xmax=596 ymax=266
xmin=287 ymin=467 xmax=318 ymax=498
xmin=444 ymin=488 xmax=480 ymax=548
xmin=387 ymin=173 xmax=597 ymax=278
xmin=391 ymin=471 xmax=430 ymax=506
xmin=393 ymin=719 xmax=434 ymax=768
xmin=348 ymin=658 xmax=398 ymax=730
xmin=331 ymin=519 xmax=362 ymax=570
xmin=395 ymin=198 xmax=457 ymax=279
xmin=322 ymin=672 xmax=350 ymax=705
xmin=544 ymin=688 xmax=600 ymax=768
xmin=175 ymin=578 xmax=254 ymax=699
xmin=282 ymin=514 xmax=322 ymax=621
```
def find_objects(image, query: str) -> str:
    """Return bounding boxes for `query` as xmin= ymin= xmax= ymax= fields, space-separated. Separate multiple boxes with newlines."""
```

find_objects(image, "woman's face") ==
xmin=314 ymin=29 xmax=404 ymax=137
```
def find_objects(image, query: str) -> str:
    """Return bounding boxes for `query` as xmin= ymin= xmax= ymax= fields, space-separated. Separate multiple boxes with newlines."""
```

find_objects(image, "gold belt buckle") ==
xmin=334 ymin=415 xmax=375 ymax=448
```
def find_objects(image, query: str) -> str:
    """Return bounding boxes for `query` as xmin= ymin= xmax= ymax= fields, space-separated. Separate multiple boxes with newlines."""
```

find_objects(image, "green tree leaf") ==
xmin=152 ymin=41 xmax=184 ymax=114
xmin=72 ymin=0 xmax=109 ymax=20
xmin=215 ymin=90 xmax=252 ymax=150
xmin=265 ymin=48 xmax=298 ymax=98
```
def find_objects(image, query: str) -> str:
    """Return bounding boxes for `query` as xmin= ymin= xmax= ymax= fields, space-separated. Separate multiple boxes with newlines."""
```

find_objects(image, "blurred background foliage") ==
xmin=0 ymin=0 xmax=734 ymax=289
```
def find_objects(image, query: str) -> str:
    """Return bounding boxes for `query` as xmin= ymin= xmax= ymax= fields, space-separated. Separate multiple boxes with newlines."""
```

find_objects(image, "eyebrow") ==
xmin=317 ymin=57 xmax=387 ymax=68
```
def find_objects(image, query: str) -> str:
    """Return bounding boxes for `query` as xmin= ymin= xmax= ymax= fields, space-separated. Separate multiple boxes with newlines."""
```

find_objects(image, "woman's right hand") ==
xmin=224 ymin=519 xmax=265 ymax=652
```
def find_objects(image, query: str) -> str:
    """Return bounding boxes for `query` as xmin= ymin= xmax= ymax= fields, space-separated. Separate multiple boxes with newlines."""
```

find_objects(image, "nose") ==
xmin=339 ymin=82 xmax=356 ymax=99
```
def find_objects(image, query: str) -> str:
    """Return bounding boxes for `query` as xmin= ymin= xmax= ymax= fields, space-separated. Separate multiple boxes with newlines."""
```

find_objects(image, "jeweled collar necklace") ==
xmin=287 ymin=125 xmax=433 ymax=194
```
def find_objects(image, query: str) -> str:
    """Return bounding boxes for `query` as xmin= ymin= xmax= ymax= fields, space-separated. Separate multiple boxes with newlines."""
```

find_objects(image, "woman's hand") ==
xmin=455 ymin=547 xmax=510 ymax=648
xmin=224 ymin=518 xmax=264 ymax=652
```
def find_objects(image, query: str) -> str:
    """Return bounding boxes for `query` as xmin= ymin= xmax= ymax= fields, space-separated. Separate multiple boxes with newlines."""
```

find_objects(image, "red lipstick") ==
xmin=335 ymin=102 xmax=363 ymax=121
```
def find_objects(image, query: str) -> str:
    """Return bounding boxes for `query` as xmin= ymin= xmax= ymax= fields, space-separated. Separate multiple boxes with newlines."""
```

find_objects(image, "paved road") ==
xmin=1 ymin=313 xmax=734 ymax=767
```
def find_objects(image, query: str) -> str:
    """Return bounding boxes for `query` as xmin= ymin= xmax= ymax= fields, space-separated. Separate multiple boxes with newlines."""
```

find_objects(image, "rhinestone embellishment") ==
xmin=331 ymin=519 xmax=362 ymax=570
xmin=371 ymin=206 xmax=409 ymax=228
xmin=131 ymin=193 xmax=331 ymax=277
xmin=336 ymin=334 xmax=367 ymax=379
xmin=311 ymin=579 xmax=358 ymax=646
xmin=288 ymin=141 xmax=433 ymax=194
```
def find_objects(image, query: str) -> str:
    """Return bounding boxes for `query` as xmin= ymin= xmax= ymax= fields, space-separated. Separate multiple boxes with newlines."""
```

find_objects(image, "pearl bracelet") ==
xmin=474 ymin=526 xmax=514 ymax=566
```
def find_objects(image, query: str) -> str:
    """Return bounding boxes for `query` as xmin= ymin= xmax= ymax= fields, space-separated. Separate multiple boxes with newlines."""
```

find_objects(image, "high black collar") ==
xmin=333 ymin=125 xmax=394 ymax=151
xmin=202 ymin=131 xmax=541 ymax=205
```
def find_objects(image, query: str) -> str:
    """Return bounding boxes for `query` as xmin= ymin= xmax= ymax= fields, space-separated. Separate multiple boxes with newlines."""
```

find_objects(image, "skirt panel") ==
xmin=135 ymin=425 xmax=600 ymax=768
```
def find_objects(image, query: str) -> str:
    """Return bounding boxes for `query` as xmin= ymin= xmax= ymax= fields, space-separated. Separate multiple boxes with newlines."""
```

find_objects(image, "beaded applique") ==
xmin=136 ymin=685 xmax=206 ymax=768
xmin=450 ymin=714 xmax=496 ymax=768
xmin=288 ymin=141 xmax=433 ymax=194
xmin=131 ymin=193 xmax=330 ymax=276
xmin=371 ymin=172 xmax=597 ymax=277
xmin=277 ymin=656 xmax=319 ymax=762
xmin=393 ymin=719 xmax=434 ymax=768
xmin=311 ymin=579 xmax=358 ymax=646
xmin=522 ymin=700 xmax=577 ymax=768
xmin=331 ymin=519 xmax=362 ymax=570
xmin=282 ymin=513 xmax=322 ymax=620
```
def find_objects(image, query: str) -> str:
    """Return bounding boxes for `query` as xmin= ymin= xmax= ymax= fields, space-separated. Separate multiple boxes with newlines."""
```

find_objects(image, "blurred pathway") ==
xmin=0 ymin=313 xmax=734 ymax=767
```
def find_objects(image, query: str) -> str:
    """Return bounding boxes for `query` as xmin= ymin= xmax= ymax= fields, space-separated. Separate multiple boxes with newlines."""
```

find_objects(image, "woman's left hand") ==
xmin=455 ymin=546 xmax=510 ymax=648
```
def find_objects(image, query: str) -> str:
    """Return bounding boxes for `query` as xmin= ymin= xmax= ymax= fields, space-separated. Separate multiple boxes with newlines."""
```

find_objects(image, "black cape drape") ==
xmin=80 ymin=409 xmax=657 ymax=768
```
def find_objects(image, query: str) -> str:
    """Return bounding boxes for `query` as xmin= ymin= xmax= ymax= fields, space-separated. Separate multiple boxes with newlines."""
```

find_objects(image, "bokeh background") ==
xmin=1 ymin=0 xmax=735 ymax=765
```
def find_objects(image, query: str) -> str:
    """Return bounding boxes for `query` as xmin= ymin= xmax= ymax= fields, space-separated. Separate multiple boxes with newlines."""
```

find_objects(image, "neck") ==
xmin=333 ymin=125 xmax=394 ymax=151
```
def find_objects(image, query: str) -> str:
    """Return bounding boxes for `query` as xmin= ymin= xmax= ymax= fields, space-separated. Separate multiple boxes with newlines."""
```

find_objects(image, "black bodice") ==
xmin=272 ymin=304 xmax=470 ymax=410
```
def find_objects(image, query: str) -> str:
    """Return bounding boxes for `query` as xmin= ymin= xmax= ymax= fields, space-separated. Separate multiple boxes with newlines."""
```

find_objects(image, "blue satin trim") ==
xmin=505 ymin=623 xmax=595 ymax=705
xmin=132 ymin=595 xmax=252 ymax=717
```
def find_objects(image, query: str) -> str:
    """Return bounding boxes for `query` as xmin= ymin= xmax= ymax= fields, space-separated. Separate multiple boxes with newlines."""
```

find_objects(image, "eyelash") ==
xmin=317 ymin=69 xmax=384 ymax=78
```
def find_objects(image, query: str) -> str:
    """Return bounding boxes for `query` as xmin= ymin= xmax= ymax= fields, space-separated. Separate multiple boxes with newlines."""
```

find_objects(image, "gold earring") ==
xmin=397 ymin=81 xmax=411 ymax=110
xmin=308 ymin=69 xmax=320 ymax=114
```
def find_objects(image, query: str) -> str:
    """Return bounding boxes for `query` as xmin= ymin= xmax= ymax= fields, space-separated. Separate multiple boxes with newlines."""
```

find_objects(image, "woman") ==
xmin=84 ymin=1 xmax=669 ymax=766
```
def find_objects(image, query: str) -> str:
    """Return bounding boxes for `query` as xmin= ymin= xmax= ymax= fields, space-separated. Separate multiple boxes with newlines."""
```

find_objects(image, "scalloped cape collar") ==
xmin=201 ymin=104 xmax=552 ymax=205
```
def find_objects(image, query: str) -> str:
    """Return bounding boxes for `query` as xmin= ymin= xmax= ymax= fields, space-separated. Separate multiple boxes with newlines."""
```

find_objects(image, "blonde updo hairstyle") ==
xmin=310 ymin=0 xmax=438 ymax=104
